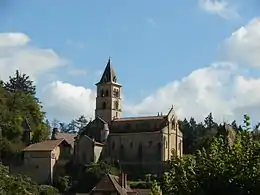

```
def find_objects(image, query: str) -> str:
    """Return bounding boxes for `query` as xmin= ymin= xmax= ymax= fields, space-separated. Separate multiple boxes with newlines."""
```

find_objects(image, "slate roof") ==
xmin=90 ymin=174 xmax=137 ymax=195
xmin=54 ymin=132 xmax=77 ymax=146
xmin=23 ymin=138 xmax=68 ymax=152
xmin=113 ymin=115 xmax=167 ymax=122
xmin=97 ymin=58 xmax=118 ymax=85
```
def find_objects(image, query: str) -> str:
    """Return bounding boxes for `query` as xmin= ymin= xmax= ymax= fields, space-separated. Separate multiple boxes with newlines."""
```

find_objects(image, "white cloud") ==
xmin=40 ymin=18 xmax=260 ymax=124
xmin=41 ymin=61 xmax=260 ymax=124
xmin=41 ymin=81 xmax=96 ymax=122
xmin=198 ymin=0 xmax=239 ymax=19
xmin=0 ymin=32 xmax=65 ymax=81
xmin=125 ymin=62 xmax=239 ymax=123
xmin=221 ymin=18 xmax=260 ymax=67
xmin=0 ymin=32 xmax=30 ymax=47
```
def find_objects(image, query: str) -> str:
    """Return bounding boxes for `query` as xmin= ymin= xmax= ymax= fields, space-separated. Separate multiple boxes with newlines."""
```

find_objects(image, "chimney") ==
xmin=51 ymin=128 xmax=58 ymax=140
xmin=119 ymin=172 xmax=127 ymax=189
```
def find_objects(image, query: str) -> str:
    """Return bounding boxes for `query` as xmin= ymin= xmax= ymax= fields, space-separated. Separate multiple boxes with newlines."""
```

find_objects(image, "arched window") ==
xmin=100 ymin=89 xmax=104 ymax=97
xmin=114 ymin=101 xmax=119 ymax=110
xmin=105 ymin=90 xmax=109 ymax=96
xmin=113 ymin=88 xmax=119 ymax=97
xmin=102 ymin=102 xmax=106 ymax=109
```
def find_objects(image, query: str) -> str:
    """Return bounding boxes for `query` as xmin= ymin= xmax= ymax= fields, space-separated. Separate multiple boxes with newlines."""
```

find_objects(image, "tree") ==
xmin=4 ymin=70 xmax=36 ymax=95
xmin=0 ymin=163 xmax=58 ymax=194
xmin=162 ymin=115 xmax=260 ymax=195
xmin=0 ymin=72 xmax=49 ymax=163
xmin=55 ymin=175 xmax=72 ymax=193
xmin=68 ymin=115 xmax=88 ymax=133
xmin=149 ymin=180 xmax=160 ymax=195
xmin=69 ymin=161 xmax=119 ymax=193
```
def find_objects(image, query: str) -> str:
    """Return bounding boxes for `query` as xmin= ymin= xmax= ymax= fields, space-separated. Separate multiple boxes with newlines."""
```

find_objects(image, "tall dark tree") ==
xmin=4 ymin=70 xmax=36 ymax=95
xmin=204 ymin=112 xmax=217 ymax=129
xmin=67 ymin=115 xmax=88 ymax=133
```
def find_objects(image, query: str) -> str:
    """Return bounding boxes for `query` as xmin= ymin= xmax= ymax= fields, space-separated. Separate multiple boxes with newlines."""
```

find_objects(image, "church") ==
xmin=73 ymin=58 xmax=183 ymax=174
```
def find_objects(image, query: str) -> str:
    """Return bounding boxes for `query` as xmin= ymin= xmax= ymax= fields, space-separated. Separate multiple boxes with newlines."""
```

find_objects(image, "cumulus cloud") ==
xmin=221 ymin=18 xmax=260 ymax=67
xmin=41 ymin=81 xmax=96 ymax=122
xmin=125 ymin=62 xmax=238 ymax=123
xmin=0 ymin=32 xmax=30 ymax=47
xmin=0 ymin=32 xmax=65 ymax=81
xmin=40 ymin=61 xmax=260 ymax=124
xmin=198 ymin=0 xmax=239 ymax=19
xmin=39 ymin=17 xmax=260 ymax=124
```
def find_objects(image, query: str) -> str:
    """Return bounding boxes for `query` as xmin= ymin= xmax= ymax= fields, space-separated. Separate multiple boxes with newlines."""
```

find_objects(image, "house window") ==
xmin=116 ymin=112 xmax=118 ymax=118
xmin=112 ymin=142 xmax=115 ymax=150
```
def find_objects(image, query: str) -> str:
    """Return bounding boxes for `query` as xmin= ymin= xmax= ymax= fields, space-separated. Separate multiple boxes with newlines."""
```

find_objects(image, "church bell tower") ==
xmin=95 ymin=58 xmax=122 ymax=124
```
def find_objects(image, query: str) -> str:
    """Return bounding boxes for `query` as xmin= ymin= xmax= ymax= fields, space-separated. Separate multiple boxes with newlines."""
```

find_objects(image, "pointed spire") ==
xmin=98 ymin=57 xmax=117 ymax=84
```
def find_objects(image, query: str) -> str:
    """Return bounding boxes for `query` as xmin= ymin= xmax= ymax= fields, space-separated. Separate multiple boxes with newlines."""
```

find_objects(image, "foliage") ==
xmin=69 ymin=161 xmax=119 ymax=193
xmin=51 ymin=115 xmax=88 ymax=133
xmin=0 ymin=163 xmax=58 ymax=195
xmin=162 ymin=115 xmax=260 ymax=195
xmin=179 ymin=113 xmax=243 ymax=154
xmin=128 ymin=180 xmax=151 ymax=189
xmin=0 ymin=70 xmax=49 ymax=163
xmin=54 ymin=175 xmax=72 ymax=193
xmin=149 ymin=180 xmax=160 ymax=195
xmin=4 ymin=70 xmax=36 ymax=95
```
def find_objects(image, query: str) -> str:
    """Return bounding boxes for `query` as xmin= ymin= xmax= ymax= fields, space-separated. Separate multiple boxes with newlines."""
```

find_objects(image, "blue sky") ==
xmin=1 ymin=0 xmax=260 ymax=124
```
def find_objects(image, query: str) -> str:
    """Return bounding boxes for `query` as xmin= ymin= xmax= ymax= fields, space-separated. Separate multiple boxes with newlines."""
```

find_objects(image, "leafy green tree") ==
xmin=54 ymin=175 xmax=72 ymax=193
xmin=0 ymin=163 xmax=58 ymax=195
xmin=162 ymin=115 xmax=260 ymax=195
xmin=0 ymin=72 xmax=49 ymax=163
xmin=4 ymin=70 xmax=36 ymax=95
xmin=149 ymin=180 xmax=160 ymax=195
xmin=70 ymin=161 xmax=119 ymax=193
xmin=68 ymin=115 xmax=88 ymax=133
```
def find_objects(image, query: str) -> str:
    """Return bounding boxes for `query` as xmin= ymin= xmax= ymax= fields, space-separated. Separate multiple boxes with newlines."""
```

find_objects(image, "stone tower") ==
xmin=95 ymin=58 xmax=122 ymax=124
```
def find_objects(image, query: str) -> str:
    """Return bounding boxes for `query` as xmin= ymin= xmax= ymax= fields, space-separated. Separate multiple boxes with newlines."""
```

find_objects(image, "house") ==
xmin=18 ymin=138 xmax=71 ymax=184
xmin=74 ymin=134 xmax=104 ymax=165
xmin=51 ymin=127 xmax=77 ymax=148
xmin=89 ymin=173 xmax=152 ymax=195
